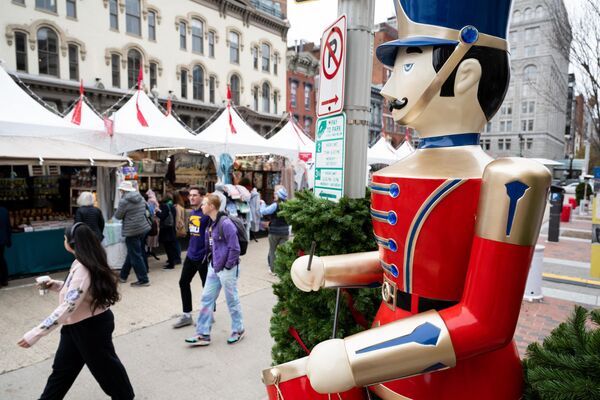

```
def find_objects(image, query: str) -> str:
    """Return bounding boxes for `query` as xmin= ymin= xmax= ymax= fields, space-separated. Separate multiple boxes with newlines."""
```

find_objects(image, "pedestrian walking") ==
xmin=18 ymin=223 xmax=134 ymax=400
xmin=0 ymin=206 xmax=11 ymax=287
xmin=74 ymin=192 xmax=105 ymax=241
xmin=185 ymin=194 xmax=244 ymax=346
xmin=115 ymin=181 xmax=151 ymax=287
xmin=260 ymin=186 xmax=290 ymax=274
xmin=173 ymin=187 xmax=210 ymax=328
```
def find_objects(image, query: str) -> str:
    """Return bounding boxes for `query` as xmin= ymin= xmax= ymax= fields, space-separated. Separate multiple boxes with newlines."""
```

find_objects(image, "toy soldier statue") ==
xmin=286 ymin=0 xmax=551 ymax=398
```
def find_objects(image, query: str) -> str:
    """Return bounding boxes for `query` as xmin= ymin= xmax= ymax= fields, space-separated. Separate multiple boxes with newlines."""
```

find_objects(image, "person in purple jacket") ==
xmin=173 ymin=186 xmax=211 ymax=329
xmin=185 ymin=193 xmax=244 ymax=346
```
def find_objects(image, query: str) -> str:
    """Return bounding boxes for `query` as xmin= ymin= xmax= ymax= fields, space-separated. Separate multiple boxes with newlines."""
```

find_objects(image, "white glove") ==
xmin=290 ymin=255 xmax=325 ymax=292
xmin=307 ymin=339 xmax=355 ymax=394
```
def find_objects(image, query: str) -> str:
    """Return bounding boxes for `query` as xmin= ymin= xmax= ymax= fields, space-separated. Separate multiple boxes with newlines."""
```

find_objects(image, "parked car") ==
xmin=562 ymin=182 xmax=579 ymax=194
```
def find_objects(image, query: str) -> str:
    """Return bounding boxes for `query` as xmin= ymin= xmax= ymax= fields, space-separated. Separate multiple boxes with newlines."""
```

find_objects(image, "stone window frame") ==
xmin=191 ymin=62 xmax=207 ymax=101
xmin=188 ymin=13 xmax=207 ymax=55
xmin=5 ymin=20 xmax=87 ymax=60
xmin=225 ymin=27 xmax=244 ymax=64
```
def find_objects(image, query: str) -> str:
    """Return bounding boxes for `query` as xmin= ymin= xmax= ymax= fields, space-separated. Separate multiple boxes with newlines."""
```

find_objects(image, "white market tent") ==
xmin=109 ymin=90 xmax=206 ymax=154
xmin=267 ymin=118 xmax=315 ymax=161
xmin=367 ymin=137 xmax=403 ymax=165
xmin=61 ymin=99 xmax=116 ymax=153
xmin=396 ymin=140 xmax=415 ymax=159
xmin=195 ymin=105 xmax=289 ymax=158
xmin=0 ymin=136 xmax=127 ymax=167
xmin=63 ymin=100 xmax=105 ymax=132
xmin=0 ymin=64 xmax=90 ymax=140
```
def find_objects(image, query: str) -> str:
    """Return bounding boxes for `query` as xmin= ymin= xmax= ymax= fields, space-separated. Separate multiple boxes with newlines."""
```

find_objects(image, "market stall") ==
xmin=0 ymin=137 xmax=127 ymax=277
xmin=367 ymin=136 xmax=404 ymax=165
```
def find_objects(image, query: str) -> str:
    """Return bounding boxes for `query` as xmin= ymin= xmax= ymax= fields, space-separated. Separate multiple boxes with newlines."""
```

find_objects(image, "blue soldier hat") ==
xmin=377 ymin=0 xmax=513 ymax=67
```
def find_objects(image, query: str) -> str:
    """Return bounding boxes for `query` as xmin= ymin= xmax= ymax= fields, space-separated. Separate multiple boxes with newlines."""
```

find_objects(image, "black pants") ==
xmin=179 ymin=257 xmax=208 ymax=313
xmin=0 ymin=245 xmax=7 ymax=285
xmin=39 ymin=310 xmax=134 ymax=400
xmin=162 ymin=240 xmax=180 ymax=267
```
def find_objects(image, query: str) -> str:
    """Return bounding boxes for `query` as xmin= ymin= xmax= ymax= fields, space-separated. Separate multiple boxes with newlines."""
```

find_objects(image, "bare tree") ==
xmin=545 ymin=0 xmax=600 ymax=154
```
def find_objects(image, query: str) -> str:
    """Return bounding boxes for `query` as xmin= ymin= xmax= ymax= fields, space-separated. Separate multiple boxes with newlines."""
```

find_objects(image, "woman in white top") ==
xmin=18 ymin=223 xmax=134 ymax=399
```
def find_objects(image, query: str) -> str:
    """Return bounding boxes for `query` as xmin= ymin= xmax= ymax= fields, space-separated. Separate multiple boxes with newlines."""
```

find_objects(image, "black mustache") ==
xmin=389 ymin=98 xmax=408 ymax=112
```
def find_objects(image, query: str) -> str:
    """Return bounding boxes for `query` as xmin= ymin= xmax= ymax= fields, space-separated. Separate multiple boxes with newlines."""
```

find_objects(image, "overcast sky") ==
xmin=287 ymin=0 xmax=396 ymax=45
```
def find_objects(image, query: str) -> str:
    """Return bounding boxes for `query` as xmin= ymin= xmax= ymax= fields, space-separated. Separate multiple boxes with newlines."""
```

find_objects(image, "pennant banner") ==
xmin=70 ymin=80 xmax=84 ymax=125
xmin=103 ymin=116 xmax=114 ymax=136
xmin=165 ymin=97 xmax=172 ymax=117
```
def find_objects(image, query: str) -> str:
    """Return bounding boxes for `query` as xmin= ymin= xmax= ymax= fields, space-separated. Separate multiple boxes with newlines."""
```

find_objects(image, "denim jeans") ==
xmin=120 ymin=234 xmax=149 ymax=283
xmin=196 ymin=264 xmax=243 ymax=336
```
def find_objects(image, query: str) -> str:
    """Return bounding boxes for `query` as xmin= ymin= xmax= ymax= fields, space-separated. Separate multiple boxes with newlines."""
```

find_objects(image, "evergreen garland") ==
xmin=523 ymin=306 xmax=600 ymax=400
xmin=269 ymin=190 xmax=381 ymax=365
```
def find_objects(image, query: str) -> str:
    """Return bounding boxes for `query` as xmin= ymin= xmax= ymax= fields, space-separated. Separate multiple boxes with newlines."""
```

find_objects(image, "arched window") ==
xmin=209 ymin=75 xmax=216 ymax=104
xmin=192 ymin=65 xmax=204 ymax=101
xmin=127 ymin=48 xmax=142 ymax=88
xmin=523 ymin=65 xmax=538 ymax=82
xmin=252 ymin=86 xmax=258 ymax=111
xmin=192 ymin=19 xmax=204 ymax=53
xmin=262 ymin=82 xmax=270 ymax=113
xmin=535 ymin=6 xmax=544 ymax=18
xmin=513 ymin=10 xmax=521 ymax=23
xmin=524 ymin=8 xmax=532 ymax=20
xmin=229 ymin=31 xmax=239 ymax=64
xmin=125 ymin=0 xmax=141 ymax=36
xmin=37 ymin=27 xmax=59 ymax=77
xmin=261 ymin=43 xmax=270 ymax=72
xmin=230 ymin=74 xmax=240 ymax=105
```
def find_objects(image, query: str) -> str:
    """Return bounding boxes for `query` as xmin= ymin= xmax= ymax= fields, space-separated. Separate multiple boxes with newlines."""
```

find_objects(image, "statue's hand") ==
xmin=307 ymin=339 xmax=355 ymax=394
xmin=291 ymin=255 xmax=325 ymax=292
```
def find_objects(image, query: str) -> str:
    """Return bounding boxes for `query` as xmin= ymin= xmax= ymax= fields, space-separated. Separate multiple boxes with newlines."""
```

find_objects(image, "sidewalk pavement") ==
xmin=0 ymin=219 xmax=599 ymax=399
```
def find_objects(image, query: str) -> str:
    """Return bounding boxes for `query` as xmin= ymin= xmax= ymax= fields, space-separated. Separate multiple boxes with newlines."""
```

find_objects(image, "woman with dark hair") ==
xmin=18 ymin=223 xmax=134 ymax=400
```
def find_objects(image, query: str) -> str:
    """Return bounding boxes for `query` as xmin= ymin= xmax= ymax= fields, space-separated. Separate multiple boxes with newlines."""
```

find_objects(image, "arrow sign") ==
xmin=319 ymin=192 xmax=336 ymax=199
xmin=321 ymin=95 xmax=339 ymax=106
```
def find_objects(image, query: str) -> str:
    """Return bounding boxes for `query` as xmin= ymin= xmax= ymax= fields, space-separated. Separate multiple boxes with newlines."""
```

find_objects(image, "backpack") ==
xmin=161 ymin=205 xmax=174 ymax=228
xmin=175 ymin=204 xmax=187 ymax=238
xmin=218 ymin=215 xmax=249 ymax=256
xmin=144 ymin=204 xmax=158 ymax=236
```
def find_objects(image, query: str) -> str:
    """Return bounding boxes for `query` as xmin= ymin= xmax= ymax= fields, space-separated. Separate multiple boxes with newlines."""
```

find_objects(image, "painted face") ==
xmin=380 ymin=46 xmax=437 ymax=124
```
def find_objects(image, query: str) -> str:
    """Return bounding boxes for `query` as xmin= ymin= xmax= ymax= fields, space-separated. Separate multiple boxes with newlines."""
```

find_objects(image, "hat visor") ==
xmin=376 ymin=37 xmax=458 ymax=67
xmin=119 ymin=186 xmax=135 ymax=191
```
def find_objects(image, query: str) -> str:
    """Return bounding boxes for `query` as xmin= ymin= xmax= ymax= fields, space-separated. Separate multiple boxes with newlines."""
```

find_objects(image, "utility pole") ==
xmin=338 ymin=0 xmax=375 ymax=199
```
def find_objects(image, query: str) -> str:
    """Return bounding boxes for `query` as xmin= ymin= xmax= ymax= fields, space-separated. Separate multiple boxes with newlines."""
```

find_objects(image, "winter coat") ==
xmin=74 ymin=206 xmax=105 ymax=241
xmin=157 ymin=203 xmax=176 ymax=243
xmin=114 ymin=191 xmax=150 ymax=237
xmin=205 ymin=212 xmax=240 ymax=272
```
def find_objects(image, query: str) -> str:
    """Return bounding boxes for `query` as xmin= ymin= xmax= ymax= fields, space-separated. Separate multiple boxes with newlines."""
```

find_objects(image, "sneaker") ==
xmin=185 ymin=334 xmax=211 ymax=346
xmin=172 ymin=315 xmax=193 ymax=329
xmin=162 ymin=265 xmax=174 ymax=270
xmin=227 ymin=330 xmax=245 ymax=344
xmin=130 ymin=281 xmax=150 ymax=287
xmin=118 ymin=277 xmax=127 ymax=283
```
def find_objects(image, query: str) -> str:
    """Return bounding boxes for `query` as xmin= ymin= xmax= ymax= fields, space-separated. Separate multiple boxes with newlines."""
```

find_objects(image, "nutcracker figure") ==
xmin=287 ymin=0 xmax=551 ymax=399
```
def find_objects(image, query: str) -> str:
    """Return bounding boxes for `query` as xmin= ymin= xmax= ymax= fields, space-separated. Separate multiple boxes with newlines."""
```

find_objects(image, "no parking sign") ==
xmin=317 ymin=14 xmax=346 ymax=117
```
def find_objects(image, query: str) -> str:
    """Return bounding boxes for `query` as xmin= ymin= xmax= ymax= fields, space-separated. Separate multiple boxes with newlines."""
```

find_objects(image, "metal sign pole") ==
xmin=338 ymin=0 xmax=375 ymax=199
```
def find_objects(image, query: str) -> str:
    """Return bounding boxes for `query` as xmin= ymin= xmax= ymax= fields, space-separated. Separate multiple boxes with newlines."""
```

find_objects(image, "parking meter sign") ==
xmin=317 ymin=15 xmax=346 ymax=117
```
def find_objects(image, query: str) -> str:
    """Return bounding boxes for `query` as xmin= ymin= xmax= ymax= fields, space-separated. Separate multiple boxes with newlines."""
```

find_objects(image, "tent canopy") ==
xmin=109 ymin=90 xmax=205 ymax=154
xmin=267 ymin=118 xmax=315 ymax=160
xmin=0 ymin=65 xmax=89 ymax=139
xmin=367 ymin=137 xmax=402 ymax=165
xmin=195 ymin=106 xmax=288 ymax=157
xmin=396 ymin=140 xmax=415 ymax=160
xmin=63 ymin=99 xmax=105 ymax=132
xmin=0 ymin=136 xmax=128 ymax=167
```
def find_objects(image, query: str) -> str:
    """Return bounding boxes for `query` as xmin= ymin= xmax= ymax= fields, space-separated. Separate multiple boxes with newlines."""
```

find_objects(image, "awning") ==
xmin=530 ymin=158 xmax=564 ymax=167
xmin=0 ymin=136 xmax=128 ymax=167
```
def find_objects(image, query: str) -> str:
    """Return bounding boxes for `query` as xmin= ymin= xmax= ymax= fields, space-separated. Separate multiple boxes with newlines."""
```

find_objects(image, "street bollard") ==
xmin=524 ymin=245 xmax=545 ymax=302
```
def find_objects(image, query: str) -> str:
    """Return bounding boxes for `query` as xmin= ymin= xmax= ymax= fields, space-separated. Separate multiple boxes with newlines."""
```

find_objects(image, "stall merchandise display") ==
xmin=0 ymin=178 xmax=27 ymax=201
xmin=32 ymin=176 xmax=60 ymax=200
xmin=9 ymin=208 xmax=71 ymax=230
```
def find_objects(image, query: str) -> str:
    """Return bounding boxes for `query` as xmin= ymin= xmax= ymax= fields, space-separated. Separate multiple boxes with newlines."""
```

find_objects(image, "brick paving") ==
xmin=515 ymin=297 xmax=579 ymax=358
xmin=536 ymin=237 xmax=591 ymax=263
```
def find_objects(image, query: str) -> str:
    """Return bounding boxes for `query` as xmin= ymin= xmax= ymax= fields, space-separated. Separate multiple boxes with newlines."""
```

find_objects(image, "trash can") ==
xmin=548 ymin=185 xmax=565 ymax=242
xmin=561 ymin=205 xmax=571 ymax=222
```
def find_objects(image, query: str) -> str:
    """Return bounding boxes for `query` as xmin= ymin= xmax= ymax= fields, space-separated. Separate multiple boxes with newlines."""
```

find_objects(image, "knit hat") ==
xmin=276 ymin=187 xmax=288 ymax=201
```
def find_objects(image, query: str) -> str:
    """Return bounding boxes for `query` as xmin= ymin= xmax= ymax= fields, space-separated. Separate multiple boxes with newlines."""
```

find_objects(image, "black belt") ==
xmin=382 ymin=275 xmax=458 ymax=313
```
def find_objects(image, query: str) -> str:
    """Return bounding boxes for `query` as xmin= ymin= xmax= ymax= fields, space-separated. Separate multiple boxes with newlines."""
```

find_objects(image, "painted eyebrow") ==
xmin=406 ymin=47 xmax=423 ymax=54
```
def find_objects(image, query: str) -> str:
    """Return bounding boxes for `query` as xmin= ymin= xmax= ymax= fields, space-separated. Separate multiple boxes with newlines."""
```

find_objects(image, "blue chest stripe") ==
xmin=355 ymin=322 xmax=441 ymax=354
xmin=405 ymin=179 xmax=462 ymax=292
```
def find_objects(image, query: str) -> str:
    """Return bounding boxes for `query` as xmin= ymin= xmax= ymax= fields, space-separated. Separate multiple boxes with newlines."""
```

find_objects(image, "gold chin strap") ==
xmin=401 ymin=26 xmax=507 ymax=125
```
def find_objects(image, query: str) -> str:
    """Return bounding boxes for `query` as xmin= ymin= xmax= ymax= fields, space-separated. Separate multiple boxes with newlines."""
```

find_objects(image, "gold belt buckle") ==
xmin=381 ymin=275 xmax=397 ymax=311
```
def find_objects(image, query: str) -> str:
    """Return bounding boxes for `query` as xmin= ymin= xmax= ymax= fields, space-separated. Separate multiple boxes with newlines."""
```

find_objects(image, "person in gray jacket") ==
xmin=115 ymin=181 xmax=151 ymax=287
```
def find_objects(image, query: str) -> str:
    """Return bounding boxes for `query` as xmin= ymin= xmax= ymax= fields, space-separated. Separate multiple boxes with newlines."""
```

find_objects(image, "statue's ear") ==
xmin=454 ymin=59 xmax=482 ymax=95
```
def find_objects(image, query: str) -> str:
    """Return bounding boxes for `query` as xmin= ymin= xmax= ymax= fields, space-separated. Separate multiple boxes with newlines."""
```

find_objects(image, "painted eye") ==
xmin=403 ymin=63 xmax=414 ymax=73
